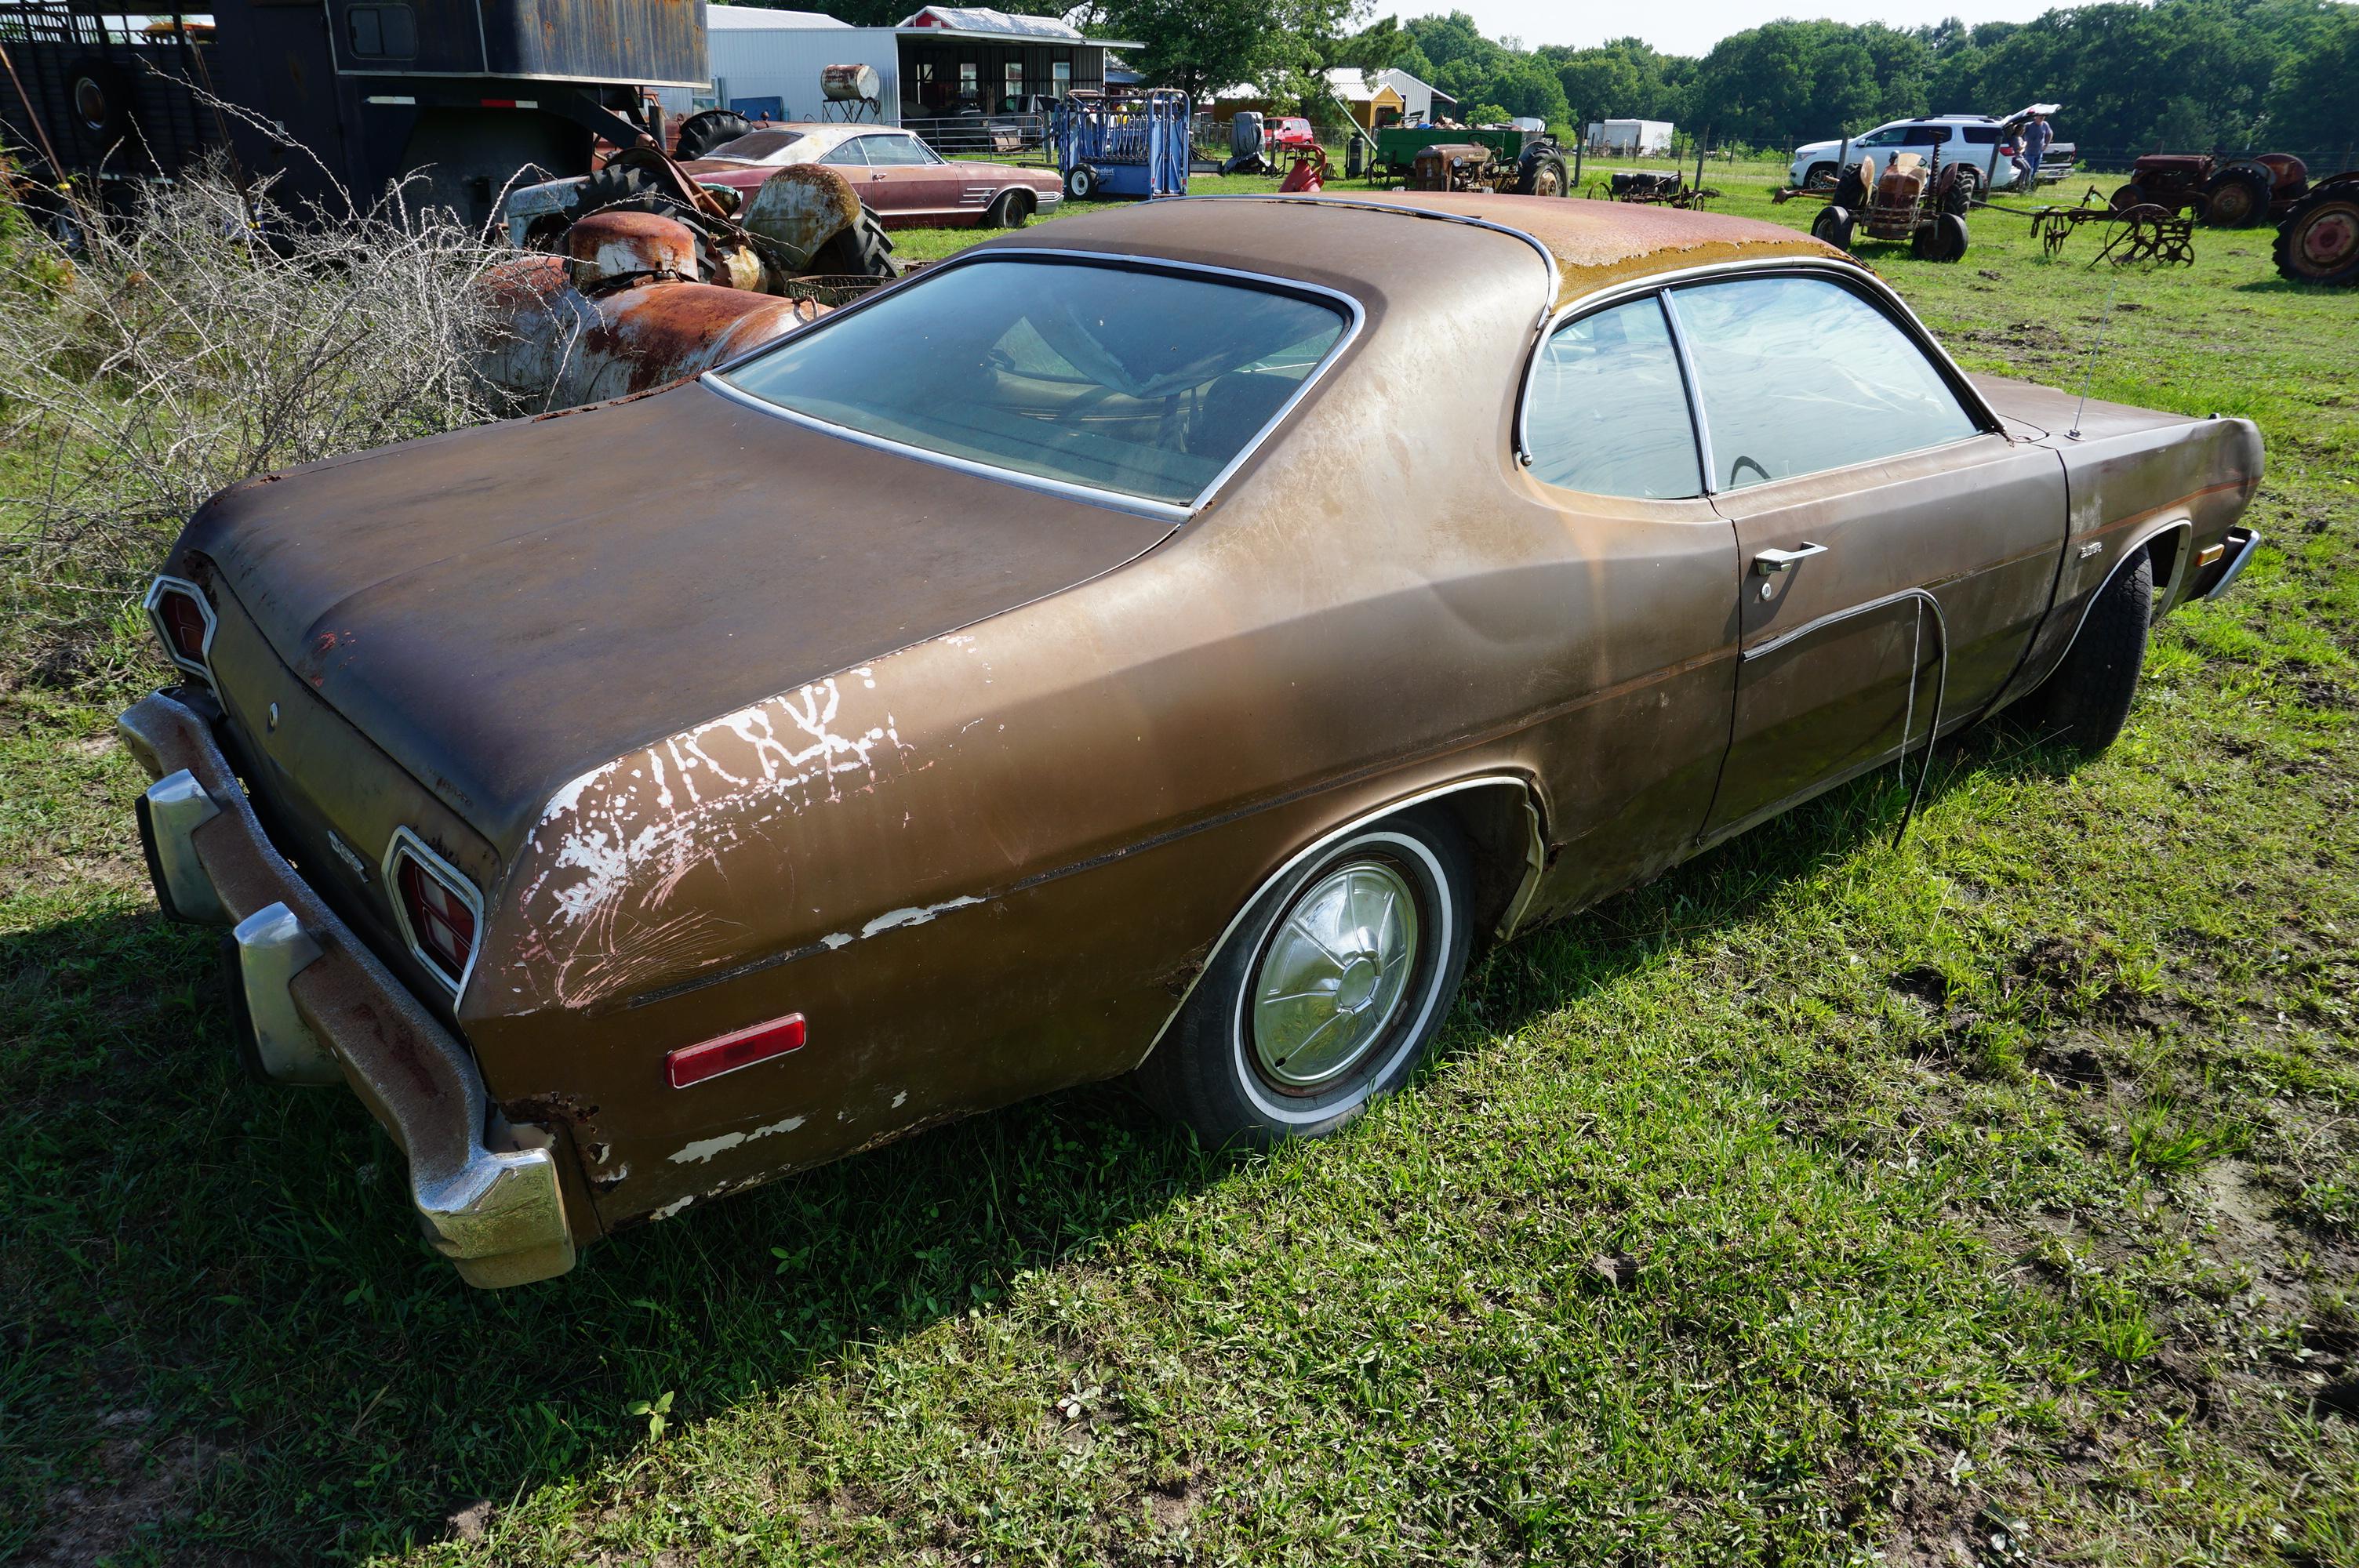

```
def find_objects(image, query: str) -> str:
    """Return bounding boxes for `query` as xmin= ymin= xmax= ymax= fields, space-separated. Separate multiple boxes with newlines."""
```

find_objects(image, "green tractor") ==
xmin=1369 ymin=125 xmax=1570 ymax=196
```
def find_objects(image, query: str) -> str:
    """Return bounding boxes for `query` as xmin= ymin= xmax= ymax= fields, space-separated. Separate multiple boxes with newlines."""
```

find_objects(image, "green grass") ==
xmin=5 ymin=167 xmax=2358 ymax=1565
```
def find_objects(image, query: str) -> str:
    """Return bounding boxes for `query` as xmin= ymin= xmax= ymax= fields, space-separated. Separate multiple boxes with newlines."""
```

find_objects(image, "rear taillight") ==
xmin=386 ymin=829 xmax=482 ymax=993
xmin=143 ymin=576 xmax=216 ymax=679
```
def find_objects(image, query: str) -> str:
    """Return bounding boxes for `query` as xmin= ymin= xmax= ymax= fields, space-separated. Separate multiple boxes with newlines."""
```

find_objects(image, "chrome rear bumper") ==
xmin=118 ymin=689 xmax=575 ymax=1288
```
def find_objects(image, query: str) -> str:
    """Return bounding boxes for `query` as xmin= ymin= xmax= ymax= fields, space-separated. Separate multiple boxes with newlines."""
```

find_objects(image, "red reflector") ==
xmin=667 ymin=1014 xmax=806 ymax=1088
xmin=157 ymin=588 xmax=209 ymax=663
xmin=479 ymin=98 xmax=516 ymax=108
xmin=396 ymin=853 xmax=478 ymax=985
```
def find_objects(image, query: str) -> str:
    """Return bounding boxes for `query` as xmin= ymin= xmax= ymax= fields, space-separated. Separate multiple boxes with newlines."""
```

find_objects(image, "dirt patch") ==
xmin=1146 ymin=1475 xmax=1205 ymax=1534
xmin=19 ymin=1424 xmax=217 ymax=1567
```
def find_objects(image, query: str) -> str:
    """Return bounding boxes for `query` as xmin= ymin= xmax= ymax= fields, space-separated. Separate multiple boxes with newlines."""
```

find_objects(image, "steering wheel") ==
xmin=1729 ymin=455 xmax=1771 ymax=486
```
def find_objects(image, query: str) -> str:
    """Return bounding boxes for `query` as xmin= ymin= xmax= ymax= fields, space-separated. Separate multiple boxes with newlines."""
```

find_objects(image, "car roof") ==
xmin=1006 ymin=193 xmax=1841 ymax=312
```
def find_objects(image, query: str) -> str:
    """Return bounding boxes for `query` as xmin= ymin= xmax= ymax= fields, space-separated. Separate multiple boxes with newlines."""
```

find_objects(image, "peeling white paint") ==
xmin=859 ymin=895 xmax=983 ymax=940
xmin=650 ymin=1195 xmax=694 ymax=1221
xmin=892 ymin=1091 xmax=907 ymax=1109
xmin=668 ymin=1113 xmax=806 ymax=1166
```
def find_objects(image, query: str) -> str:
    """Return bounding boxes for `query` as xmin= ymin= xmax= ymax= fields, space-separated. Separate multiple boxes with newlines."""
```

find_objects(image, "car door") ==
xmin=1514 ymin=293 xmax=1746 ymax=909
xmin=846 ymin=132 xmax=962 ymax=218
xmin=1667 ymin=272 xmax=2068 ymax=838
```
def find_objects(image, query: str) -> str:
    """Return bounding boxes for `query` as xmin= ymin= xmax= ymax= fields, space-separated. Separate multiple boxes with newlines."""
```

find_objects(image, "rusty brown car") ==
xmin=118 ymin=194 xmax=2264 ymax=1287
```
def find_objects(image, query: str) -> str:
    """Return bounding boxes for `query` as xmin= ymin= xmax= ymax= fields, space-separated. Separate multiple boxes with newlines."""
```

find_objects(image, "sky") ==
xmin=1427 ymin=0 xmax=2060 ymax=56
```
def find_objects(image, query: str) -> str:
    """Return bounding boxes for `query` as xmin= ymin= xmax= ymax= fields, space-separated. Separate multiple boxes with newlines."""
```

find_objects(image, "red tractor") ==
xmin=2110 ymin=152 xmax=2310 ymax=228
xmin=2274 ymin=169 xmax=2359 ymax=285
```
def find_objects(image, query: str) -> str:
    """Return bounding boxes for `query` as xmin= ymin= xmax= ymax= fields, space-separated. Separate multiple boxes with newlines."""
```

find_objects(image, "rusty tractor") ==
xmin=1405 ymin=138 xmax=1569 ymax=197
xmin=2274 ymin=170 xmax=2359 ymax=286
xmin=2109 ymin=152 xmax=2311 ymax=229
xmin=1808 ymin=148 xmax=1973 ymax=263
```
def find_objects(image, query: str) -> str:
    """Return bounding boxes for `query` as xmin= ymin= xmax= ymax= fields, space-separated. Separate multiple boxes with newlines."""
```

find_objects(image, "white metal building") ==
xmin=665 ymin=3 xmax=1136 ymax=126
xmin=1586 ymin=118 xmax=1674 ymax=154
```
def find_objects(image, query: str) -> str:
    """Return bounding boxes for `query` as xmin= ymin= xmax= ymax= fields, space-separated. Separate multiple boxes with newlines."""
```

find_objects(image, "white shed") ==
xmin=1587 ymin=118 xmax=1674 ymax=154
xmin=664 ymin=3 xmax=1136 ymax=127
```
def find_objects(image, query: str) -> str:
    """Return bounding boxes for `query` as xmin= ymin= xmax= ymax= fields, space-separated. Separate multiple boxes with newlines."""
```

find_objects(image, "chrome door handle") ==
xmin=1754 ymin=543 xmax=1830 ymax=575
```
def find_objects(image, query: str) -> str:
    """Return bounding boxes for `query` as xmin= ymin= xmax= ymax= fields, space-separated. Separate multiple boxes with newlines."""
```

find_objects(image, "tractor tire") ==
xmin=675 ymin=109 xmax=754 ymax=162
xmin=2274 ymin=180 xmax=2359 ymax=285
xmin=1944 ymin=165 xmax=1982 ymax=213
xmin=2109 ymin=180 xmax=2154 ymax=214
xmin=1812 ymin=204 xmax=1856 ymax=252
xmin=1910 ymin=211 xmax=1969 ymax=262
xmin=1512 ymin=151 xmax=1568 ymax=197
xmin=2201 ymin=164 xmax=2271 ymax=228
xmin=2012 ymin=548 xmax=2153 ymax=757
xmin=1063 ymin=163 xmax=1100 ymax=200
xmin=1832 ymin=164 xmax=1868 ymax=210
xmin=570 ymin=158 xmax=672 ymax=223
xmin=809 ymin=209 xmax=900 ymax=279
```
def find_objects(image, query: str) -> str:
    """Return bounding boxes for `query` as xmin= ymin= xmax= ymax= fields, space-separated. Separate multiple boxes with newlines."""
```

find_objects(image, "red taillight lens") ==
xmin=666 ymin=1014 xmax=806 ymax=1088
xmin=395 ymin=851 xmax=478 ymax=987
xmin=147 ymin=579 xmax=213 ymax=673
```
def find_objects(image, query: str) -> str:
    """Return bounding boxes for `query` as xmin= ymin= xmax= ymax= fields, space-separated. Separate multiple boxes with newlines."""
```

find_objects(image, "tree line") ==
xmin=746 ymin=0 xmax=2359 ymax=158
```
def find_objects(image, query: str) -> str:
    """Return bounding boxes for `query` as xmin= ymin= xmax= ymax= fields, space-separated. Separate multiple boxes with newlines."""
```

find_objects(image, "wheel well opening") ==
xmin=1425 ymin=782 xmax=1543 ymax=949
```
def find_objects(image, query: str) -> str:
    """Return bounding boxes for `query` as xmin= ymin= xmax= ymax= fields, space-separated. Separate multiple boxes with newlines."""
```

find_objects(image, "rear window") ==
xmin=718 ymin=257 xmax=1350 ymax=508
xmin=705 ymin=130 xmax=808 ymax=161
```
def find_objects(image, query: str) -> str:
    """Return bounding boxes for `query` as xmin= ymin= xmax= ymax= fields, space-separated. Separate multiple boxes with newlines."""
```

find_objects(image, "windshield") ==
xmin=718 ymin=258 xmax=1350 ymax=508
xmin=703 ymin=130 xmax=809 ymax=162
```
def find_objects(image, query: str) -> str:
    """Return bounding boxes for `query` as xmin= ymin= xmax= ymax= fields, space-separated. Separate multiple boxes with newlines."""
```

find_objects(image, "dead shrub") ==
xmin=0 ymin=159 xmax=513 ymax=689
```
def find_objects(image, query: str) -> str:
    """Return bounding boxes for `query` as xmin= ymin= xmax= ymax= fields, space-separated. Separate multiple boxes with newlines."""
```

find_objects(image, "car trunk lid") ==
xmin=180 ymin=378 xmax=1175 ymax=857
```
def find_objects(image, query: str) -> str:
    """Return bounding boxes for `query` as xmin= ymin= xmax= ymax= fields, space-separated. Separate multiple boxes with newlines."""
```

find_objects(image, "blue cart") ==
xmin=1052 ymin=90 xmax=1191 ymax=200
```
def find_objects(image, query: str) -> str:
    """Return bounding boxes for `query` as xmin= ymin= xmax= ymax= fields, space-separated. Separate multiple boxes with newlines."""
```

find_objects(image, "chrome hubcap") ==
xmin=1251 ymin=860 xmax=1419 ymax=1090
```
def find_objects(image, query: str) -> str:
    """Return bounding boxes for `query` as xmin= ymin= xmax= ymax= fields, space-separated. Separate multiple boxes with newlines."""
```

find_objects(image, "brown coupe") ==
xmin=119 ymin=195 xmax=2263 ymax=1287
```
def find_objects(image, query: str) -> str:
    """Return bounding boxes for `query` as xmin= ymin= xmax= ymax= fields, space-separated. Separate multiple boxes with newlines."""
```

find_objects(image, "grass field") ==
xmin=3 ymin=162 xmax=2356 ymax=1566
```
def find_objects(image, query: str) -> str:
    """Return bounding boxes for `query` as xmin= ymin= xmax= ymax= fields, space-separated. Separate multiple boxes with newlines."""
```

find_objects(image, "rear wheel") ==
xmin=1513 ymin=151 xmax=1568 ymax=197
xmin=808 ymin=210 xmax=900 ymax=278
xmin=2274 ymin=182 xmax=2359 ymax=285
xmin=2014 ymin=548 xmax=2152 ymax=756
xmin=674 ymin=108 xmax=754 ymax=162
xmin=1134 ymin=811 xmax=1474 ymax=1149
xmin=2200 ymin=164 xmax=2271 ymax=228
xmin=2109 ymin=181 xmax=2154 ymax=214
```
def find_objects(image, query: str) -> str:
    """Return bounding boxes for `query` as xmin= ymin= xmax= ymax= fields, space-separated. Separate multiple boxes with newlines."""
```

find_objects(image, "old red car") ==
xmin=503 ymin=122 xmax=1060 ymax=243
xmin=122 ymin=195 xmax=2262 ymax=1287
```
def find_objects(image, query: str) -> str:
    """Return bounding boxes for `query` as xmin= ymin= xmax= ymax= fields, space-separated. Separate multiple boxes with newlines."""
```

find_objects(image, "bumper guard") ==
xmin=118 ymin=689 xmax=575 ymax=1288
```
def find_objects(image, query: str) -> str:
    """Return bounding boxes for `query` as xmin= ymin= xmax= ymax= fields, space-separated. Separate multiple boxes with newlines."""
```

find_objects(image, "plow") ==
xmin=2022 ymin=186 xmax=2197 ymax=268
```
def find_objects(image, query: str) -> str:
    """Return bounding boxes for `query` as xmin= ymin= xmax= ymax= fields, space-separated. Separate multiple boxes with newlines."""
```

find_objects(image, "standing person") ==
xmin=2013 ymin=111 xmax=2052 ymax=188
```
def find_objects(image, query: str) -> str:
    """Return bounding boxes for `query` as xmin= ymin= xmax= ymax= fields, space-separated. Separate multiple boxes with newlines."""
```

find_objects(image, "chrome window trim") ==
xmin=382 ymin=825 xmax=487 ymax=1004
xmin=706 ymin=248 xmax=1366 ymax=519
xmin=1514 ymin=256 xmax=2002 ymax=483
xmin=142 ymin=574 xmax=218 ymax=685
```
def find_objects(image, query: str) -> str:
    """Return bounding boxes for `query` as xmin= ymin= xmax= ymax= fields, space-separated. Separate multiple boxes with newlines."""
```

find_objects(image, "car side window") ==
xmin=1857 ymin=127 xmax=1903 ymax=147
xmin=1523 ymin=296 xmax=1703 ymax=499
xmin=1667 ymin=276 xmax=1980 ymax=491
xmin=1962 ymin=126 xmax=2001 ymax=145
xmin=819 ymin=139 xmax=870 ymax=167
xmin=864 ymin=135 xmax=935 ymax=166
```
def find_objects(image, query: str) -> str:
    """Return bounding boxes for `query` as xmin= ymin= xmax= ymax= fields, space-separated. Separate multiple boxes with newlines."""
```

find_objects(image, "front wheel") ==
xmin=984 ymin=188 xmax=1033 ymax=228
xmin=2014 ymin=548 xmax=2153 ymax=756
xmin=1063 ymin=164 xmax=1099 ymax=201
xmin=1134 ymin=811 xmax=1474 ymax=1149
xmin=1812 ymin=203 xmax=1856 ymax=252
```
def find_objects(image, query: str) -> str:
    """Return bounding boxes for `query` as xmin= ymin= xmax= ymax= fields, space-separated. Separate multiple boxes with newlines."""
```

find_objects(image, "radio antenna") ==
xmin=2066 ymin=270 xmax=2121 ymax=441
